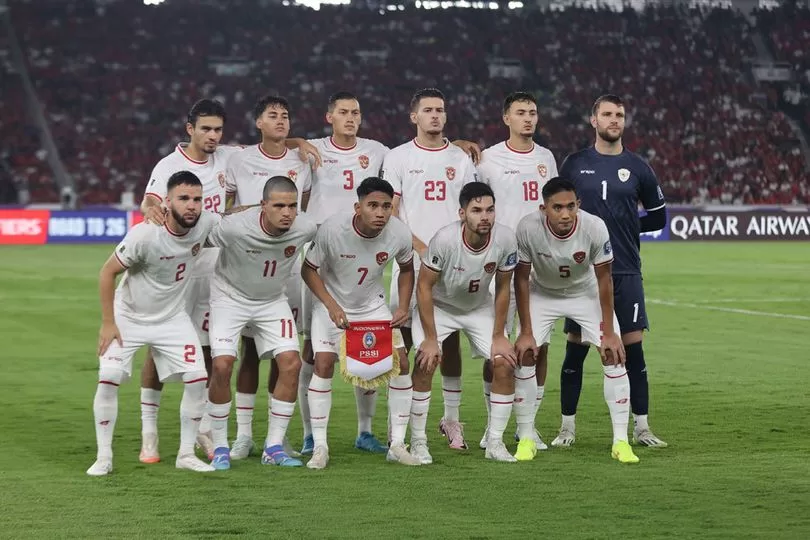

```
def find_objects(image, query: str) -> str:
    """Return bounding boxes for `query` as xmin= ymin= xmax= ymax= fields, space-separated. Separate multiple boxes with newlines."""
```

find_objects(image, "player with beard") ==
xmin=88 ymin=171 xmax=220 ymax=476
xmin=556 ymin=94 xmax=668 ymax=448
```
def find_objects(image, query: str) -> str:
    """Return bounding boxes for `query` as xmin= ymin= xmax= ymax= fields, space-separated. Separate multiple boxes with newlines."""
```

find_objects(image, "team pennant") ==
xmin=339 ymin=320 xmax=400 ymax=389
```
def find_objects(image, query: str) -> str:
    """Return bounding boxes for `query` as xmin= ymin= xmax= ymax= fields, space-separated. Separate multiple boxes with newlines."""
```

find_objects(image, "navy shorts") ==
xmin=563 ymin=274 xmax=648 ymax=335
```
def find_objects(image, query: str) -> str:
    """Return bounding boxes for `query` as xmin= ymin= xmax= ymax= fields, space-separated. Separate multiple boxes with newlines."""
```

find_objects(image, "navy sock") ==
xmin=625 ymin=342 xmax=649 ymax=415
xmin=560 ymin=341 xmax=589 ymax=415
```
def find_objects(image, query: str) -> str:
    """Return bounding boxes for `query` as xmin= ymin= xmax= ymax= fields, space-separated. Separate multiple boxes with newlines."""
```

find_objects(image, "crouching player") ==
xmin=513 ymin=177 xmax=638 ymax=463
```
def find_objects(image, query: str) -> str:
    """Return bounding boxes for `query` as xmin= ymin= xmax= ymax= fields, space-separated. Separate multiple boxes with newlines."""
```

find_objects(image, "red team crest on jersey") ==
xmin=537 ymin=164 xmax=547 ymax=178
xmin=284 ymin=246 xmax=297 ymax=258
xmin=376 ymin=251 xmax=389 ymax=265
xmin=573 ymin=251 xmax=586 ymax=264
xmin=192 ymin=243 xmax=201 ymax=256
xmin=217 ymin=172 xmax=226 ymax=187
xmin=445 ymin=167 xmax=456 ymax=181
xmin=484 ymin=262 xmax=497 ymax=274
xmin=359 ymin=155 xmax=370 ymax=169
xmin=288 ymin=170 xmax=298 ymax=182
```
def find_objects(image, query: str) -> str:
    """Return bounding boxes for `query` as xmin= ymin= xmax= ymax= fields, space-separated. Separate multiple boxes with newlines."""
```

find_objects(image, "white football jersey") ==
xmin=422 ymin=221 xmax=518 ymax=315
xmin=381 ymin=139 xmax=477 ymax=244
xmin=144 ymin=143 xmax=242 ymax=214
xmin=305 ymin=213 xmax=413 ymax=314
xmin=477 ymin=141 xmax=558 ymax=231
xmin=207 ymin=207 xmax=317 ymax=304
xmin=225 ymin=144 xmax=312 ymax=207
xmin=113 ymin=212 xmax=220 ymax=323
xmin=307 ymin=137 xmax=389 ymax=225
xmin=516 ymin=210 xmax=613 ymax=297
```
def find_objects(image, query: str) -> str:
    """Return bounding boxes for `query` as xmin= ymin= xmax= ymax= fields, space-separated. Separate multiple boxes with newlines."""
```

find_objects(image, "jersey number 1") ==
xmin=601 ymin=180 xmax=608 ymax=201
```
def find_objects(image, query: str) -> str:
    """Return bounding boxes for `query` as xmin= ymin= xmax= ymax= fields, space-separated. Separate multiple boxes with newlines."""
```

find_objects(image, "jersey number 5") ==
xmin=468 ymin=279 xmax=480 ymax=293
xmin=559 ymin=265 xmax=571 ymax=278
xmin=425 ymin=180 xmax=446 ymax=201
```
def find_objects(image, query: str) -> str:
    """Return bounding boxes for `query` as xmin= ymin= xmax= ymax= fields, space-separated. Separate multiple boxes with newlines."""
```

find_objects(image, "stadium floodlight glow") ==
xmin=508 ymin=1 xmax=524 ymax=8
xmin=488 ymin=1 xmax=498 ymax=8
xmin=143 ymin=0 xmax=166 ymax=5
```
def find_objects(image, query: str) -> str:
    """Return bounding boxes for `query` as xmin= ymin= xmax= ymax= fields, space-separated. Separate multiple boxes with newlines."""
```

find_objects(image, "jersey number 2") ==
xmin=175 ymin=263 xmax=186 ymax=281
xmin=425 ymin=180 xmax=446 ymax=201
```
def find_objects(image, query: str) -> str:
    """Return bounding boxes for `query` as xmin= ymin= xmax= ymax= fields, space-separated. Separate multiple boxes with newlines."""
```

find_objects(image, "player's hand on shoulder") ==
xmin=98 ymin=321 xmax=122 ymax=356
xmin=143 ymin=205 xmax=167 ymax=226
xmin=451 ymin=139 xmax=482 ymax=165
xmin=600 ymin=333 xmax=626 ymax=366
xmin=514 ymin=332 xmax=538 ymax=363
xmin=416 ymin=338 xmax=442 ymax=372
xmin=491 ymin=335 xmax=517 ymax=367
xmin=297 ymin=139 xmax=322 ymax=170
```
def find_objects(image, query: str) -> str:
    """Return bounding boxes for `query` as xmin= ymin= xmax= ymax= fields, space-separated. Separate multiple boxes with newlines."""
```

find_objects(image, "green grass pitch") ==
xmin=0 ymin=242 xmax=808 ymax=539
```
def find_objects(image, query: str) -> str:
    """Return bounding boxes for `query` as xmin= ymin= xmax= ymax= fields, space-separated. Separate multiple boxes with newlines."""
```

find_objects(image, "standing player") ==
xmin=513 ymin=177 xmax=638 ymax=463
xmin=556 ymin=95 xmax=668 ymax=448
xmin=138 ymin=99 xmax=240 ymax=463
xmin=205 ymin=177 xmax=317 ymax=469
xmin=221 ymin=95 xmax=313 ymax=459
xmin=88 ymin=171 xmax=219 ymax=476
xmin=302 ymin=177 xmax=421 ymax=469
xmin=476 ymin=91 xmax=558 ymax=450
xmin=382 ymin=88 xmax=478 ymax=450
xmin=410 ymin=182 xmax=527 ymax=463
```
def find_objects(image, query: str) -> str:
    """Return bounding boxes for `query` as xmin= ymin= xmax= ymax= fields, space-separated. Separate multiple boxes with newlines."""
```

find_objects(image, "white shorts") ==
xmin=209 ymin=288 xmax=299 ymax=360
xmin=411 ymin=303 xmax=495 ymax=359
xmin=242 ymin=254 xmax=306 ymax=340
xmin=529 ymin=287 xmax=620 ymax=348
xmin=389 ymin=251 xmax=419 ymax=328
xmin=488 ymin=278 xmax=518 ymax=336
xmin=311 ymin=301 xmax=404 ymax=355
xmin=99 ymin=312 xmax=204 ymax=383
xmin=184 ymin=248 xmax=218 ymax=346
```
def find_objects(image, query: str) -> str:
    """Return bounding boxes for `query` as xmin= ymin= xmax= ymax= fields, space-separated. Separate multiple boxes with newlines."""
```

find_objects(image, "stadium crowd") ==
xmin=5 ymin=0 xmax=810 ymax=204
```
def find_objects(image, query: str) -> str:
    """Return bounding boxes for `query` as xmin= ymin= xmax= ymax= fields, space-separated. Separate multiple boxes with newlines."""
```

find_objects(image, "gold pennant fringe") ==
xmin=339 ymin=331 xmax=400 ymax=390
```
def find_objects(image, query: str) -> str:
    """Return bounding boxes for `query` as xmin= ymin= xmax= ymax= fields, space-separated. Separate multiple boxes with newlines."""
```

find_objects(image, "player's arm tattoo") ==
xmin=416 ymin=267 xmax=441 ymax=340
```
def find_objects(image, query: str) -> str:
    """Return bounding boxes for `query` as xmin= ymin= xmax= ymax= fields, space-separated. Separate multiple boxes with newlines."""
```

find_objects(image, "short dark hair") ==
xmin=253 ymin=95 xmax=290 ymax=121
xmin=356 ymin=177 xmax=394 ymax=200
xmin=187 ymin=99 xmax=226 ymax=127
xmin=459 ymin=182 xmax=495 ymax=209
xmin=503 ymin=92 xmax=537 ymax=115
xmin=541 ymin=176 xmax=577 ymax=201
xmin=591 ymin=94 xmax=624 ymax=117
xmin=410 ymin=88 xmax=445 ymax=112
xmin=328 ymin=92 xmax=359 ymax=112
xmin=167 ymin=171 xmax=202 ymax=191
xmin=262 ymin=176 xmax=298 ymax=201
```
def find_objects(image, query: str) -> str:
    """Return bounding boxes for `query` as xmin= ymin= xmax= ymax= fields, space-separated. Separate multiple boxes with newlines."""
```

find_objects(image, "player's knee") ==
xmin=491 ymin=356 xmax=514 ymax=380
xmin=313 ymin=353 xmax=335 ymax=378
xmin=396 ymin=348 xmax=410 ymax=375
xmin=98 ymin=367 xmax=126 ymax=386
xmin=624 ymin=342 xmax=646 ymax=373
xmin=276 ymin=350 xmax=302 ymax=375
xmin=482 ymin=359 xmax=493 ymax=379
xmin=211 ymin=355 xmax=235 ymax=380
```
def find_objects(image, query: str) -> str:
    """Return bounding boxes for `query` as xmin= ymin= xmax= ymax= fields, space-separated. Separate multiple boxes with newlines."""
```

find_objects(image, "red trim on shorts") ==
xmin=329 ymin=136 xmax=357 ymax=151
xmin=164 ymin=222 xmax=189 ymax=237
xmin=144 ymin=192 xmax=163 ymax=202
xmin=547 ymin=216 xmax=577 ymax=240
xmin=140 ymin=402 xmax=159 ymax=407
xmin=604 ymin=370 xmax=628 ymax=379
xmin=184 ymin=377 xmax=208 ymax=384
xmin=178 ymin=144 xmax=208 ymax=165
xmin=113 ymin=251 xmax=129 ymax=269
xmin=413 ymin=138 xmax=449 ymax=152
xmin=99 ymin=380 xmax=119 ymax=387
xmin=257 ymin=144 xmax=288 ymax=160
xmin=505 ymin=140 xmax=534 ymax=154
xmin=461 ymin=224 xmax=491 ymax=254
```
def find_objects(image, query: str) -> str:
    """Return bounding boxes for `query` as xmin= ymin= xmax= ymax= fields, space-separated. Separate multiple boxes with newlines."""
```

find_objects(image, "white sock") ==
xmin=179 ymin=377 xmax=206 ymax=455
xmin=93 ymin=381 xmax=119 ymax=460
xmin=387 ymin=375 xmax=413 ymax=446
xmin=410 ymin=391 xmax=431 ymax=442
xmin=209 ymin=401 xmax=231 ymax=450
xmin=354 ymin=386 xmax=377 ymax=436
xmin=267 ymin=398 xmax=295 ymax=448
xmin=140 ymin=388 xmax=161 ymax=436
xmin=488 ymin=392 xmax=514 ymax=444
xmin=198 ymin=396 xmax=212 ymax=433
xmin=442 ymin=376 xmax=461 ymax=422
xmin=535 ymin=384 xmax=545 ymax=414
xmin=561 ymin=414 xmax=576 ymax=432
xmin=634 ymin=413 xmax=649 ymax=432
xmin=235 ymin=392 xmax=255 ymax=440
xmin=483 ymin=380 xmax=492 ymax=428
xmin=308 ymin=374 xmax=332 ymax=448
xmin=298 ymin=362 xmax=314 ymax=438
xmin=604 ymin=365 xmax=631 ymax=443
xmin=514 ymin=366 xmax=538 ymax=440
